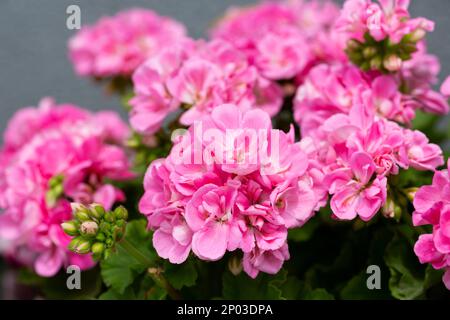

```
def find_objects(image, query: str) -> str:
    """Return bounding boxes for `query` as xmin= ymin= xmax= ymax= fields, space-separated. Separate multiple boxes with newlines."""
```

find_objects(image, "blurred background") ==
xmin=0 ymin=0 xmax=450 ymax=299
xmin=0 ymin=0 xmax=449 ymax=134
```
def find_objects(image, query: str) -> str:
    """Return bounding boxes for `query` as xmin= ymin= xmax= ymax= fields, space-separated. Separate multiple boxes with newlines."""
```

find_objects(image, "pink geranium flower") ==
xmin=0 ymin=98 xmax=133 ymax=277
xmin=68 ymin=9 xmax=187 ymax=77
xmin=328 ymin=152 xmax=387 ymax=221
xmin=139 ymin=104 xmax=323 ymax=277
xmin=129 ymin=39 xmax=282 ymax=135
xmin=413 ymin=161 xmax=450 ymax=289
xmin=336 ymin=0 xmax=434 ymax=44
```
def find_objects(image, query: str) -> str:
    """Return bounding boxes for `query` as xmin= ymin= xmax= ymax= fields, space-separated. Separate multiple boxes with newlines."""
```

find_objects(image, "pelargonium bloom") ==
xmin=301 ymin=101 xmax=443 ymax=221
xmin=139 ymin=104 xmax=322 ymax=278
xmin=129 ymin=39 xmax=283 ymax=135
xmin=0 ymin=98 xmax=134 ymax=277
xmin=294 ymin=62 xmax=449 ymax=133
xmin=210 ymin=0 xmax=346 ymax=81
xmin=336 ymin=0 xmax=434 ymax=44
xmin=413 ymin=160 xmax=450 ymax=289
xmin=68 ymin=9 xmax=187 ymax=77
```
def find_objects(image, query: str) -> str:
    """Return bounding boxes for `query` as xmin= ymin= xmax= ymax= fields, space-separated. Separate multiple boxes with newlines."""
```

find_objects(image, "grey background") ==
xmin=0 ymin=0 xmax=449 ymax=135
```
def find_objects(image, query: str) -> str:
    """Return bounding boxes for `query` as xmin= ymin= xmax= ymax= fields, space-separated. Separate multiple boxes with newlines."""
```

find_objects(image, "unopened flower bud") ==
xmin=89 ymin=203 xmax=105 ymax=220
xmin=409 ymin=28 xmax=426 ymax=43
xmin=114 ymin=206 xmax=128 ymax=220
xmin=382 ymin=198 xmax=395 ymax=219
xmin=61 ymin=221 xmax=79 ymax=236
xmin=80 ymin=221 xmax=99 ymax=236
xmin=68 ymin=237 xmax=82 ymax=252
xmin=91 ymin=242 xmax=105 ymax=259
xmin=71 ymin=203 xmax=91 ymax=221
xmin=384 ymin=55 xmax=402 ymax=72
xmin=405 ymin=187 xmax=419 ymax=202
xmin=347 ymin=39 xmax=361 ymax=51
xmin=74 ymin=239 xmax=92 ymax=254
xmin=363 ymin=46 xmax=377 ymax=59
xmin=228 ymin=256 xmax=243 ymax=276
xmin=370 ymin=56 xmax=382 ymax=70
xmin=104 ymin=212 xmax=115 ymax=223
xmin=96 ymin=232 xmax=106 ymax=242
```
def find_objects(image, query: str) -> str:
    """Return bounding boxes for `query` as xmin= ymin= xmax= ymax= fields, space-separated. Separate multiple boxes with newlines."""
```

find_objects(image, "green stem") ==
xmin=118 ymin=239 xmax=181 ymax=300
xmin=118 ymin=238 xmax=153 ymax=266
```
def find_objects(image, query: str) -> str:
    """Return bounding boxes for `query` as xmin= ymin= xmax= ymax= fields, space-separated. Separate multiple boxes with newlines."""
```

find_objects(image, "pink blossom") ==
xmin=337 ymin=0 xmax=434 ymax=44
xmin=400 ymin=45 xmax=449 ymax=115
xmin=210 ymin=0 xmax=344 ymax=80
xmin=243 ymin=244 xmax=290 ymax=279
xmin=139 ymin=104 xmax=322 ymax=276
xmin=413 ymin=162 xmax=450 ymax=289
xmin=129 ymin=39 xmax=281 ymax=134
xmin=328 ymin=152 xmax=387 ymax=221
xmin=0 ymin=99 xmax=133 ymax=277
xmin=68 ymin=9 xmax=187 ymax=77
xmin=441 ymin=76 xmax=450 ymax=97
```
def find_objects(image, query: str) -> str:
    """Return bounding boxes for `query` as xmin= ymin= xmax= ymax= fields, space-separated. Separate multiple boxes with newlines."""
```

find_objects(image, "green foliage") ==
xmin=221 ymin=270 xmax=288 ymax=300
xmin=100 ymin=219 xmax=157 ymax=296
xmin=164 ymin=259 xmax=198 ymax=290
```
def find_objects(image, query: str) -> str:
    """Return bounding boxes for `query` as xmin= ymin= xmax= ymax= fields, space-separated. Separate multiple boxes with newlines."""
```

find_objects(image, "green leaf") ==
xmin=424 ymin=265 xmax=444 ymax=290
xmin=42 ymin=267 xmax=102 ymax=300
xmin=164 ymin=258 xmax=198 ymax=290
xmin=100 ymin=219 xmax=156 ymax=294
xmin=384 ymin=233 xmax=425 ymax=300
xmin=99 ymin=287 xmax=137 ymax=300
xmin=303 ymin=288 xmax=334 ymax=300
xmin=222 ymin=270 xmax=287 ymax=300
xmin=340 ymin=272 xmax=391 ymax=300
xmin=279 ymin=276 xmax=304 ymax=299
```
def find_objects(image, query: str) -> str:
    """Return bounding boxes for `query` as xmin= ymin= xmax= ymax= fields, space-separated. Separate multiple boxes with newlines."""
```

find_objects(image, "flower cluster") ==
xmin=210 ymin=0 xmax=346 ymax=81
xmin=336 ymin=0 xmax=434 ymax=72
xmin=3 ymin=0 xmax=450 ymax=295
xmin=129 ymin=39 xmax=283 ymax=135
xmin=294 ymin=59 xmax=449 ymax=129
xmin=413 ymin=160 xmax=450 ymax=289
xmin=0 ymin=98 xmax=133 ymax=277
xmin=68 ymin=9 xmax=187 ymax=77
xmin=62 ymin=203 xmax=128 ymax=261
xmin=139 ymin=104 xmax=322 ymax=278
xmin=337 ymin=0 xmax=434 ymax=44
xmin=295 ymin=66 xmax=445 ymax=220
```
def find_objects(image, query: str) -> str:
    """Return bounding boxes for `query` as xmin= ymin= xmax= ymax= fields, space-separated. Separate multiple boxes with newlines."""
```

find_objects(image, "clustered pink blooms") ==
xmin=68 ymin=9 xmax=187 ymax=77
xmin=294 ymin=59 xmax=449 ymax=131
xmin=413 ymin=160 xmax=450 ymax=289
xmin=336 ymin=0 xmax=434 ymax=44
xmin=294 ymin=65 xmax=445 ymax=220
xmin=0 ymin=98 xmax=133 ymax=277
xmin=210 ymin=0 xmax=347 ymax=81
xmin=129 ymin=38 xmax=283 ymax=135
xmin=139 ymin=104 xmax=323 ymax=278
xmin=6 ymin=0 xmax=450 ymax=290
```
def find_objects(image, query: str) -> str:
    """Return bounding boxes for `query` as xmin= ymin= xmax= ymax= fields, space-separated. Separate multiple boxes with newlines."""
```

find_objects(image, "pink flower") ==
xmin=68 ymin=9 xmax=187 ymax=77
xmin=399 ymin=130 xmax=444 ymax=171
xmin=186 ymin=182 xmax=240 ymax=261
xmin=243 ymin=244 xmax=290 ymax=279
xmin=153 ymin=212 xmax=192 ymax=264
xmin=337 ymin=0 xmax=434 ymax=44
xmin=139 ymin=104 xmax=322 ymax=277
xmin=413 ymin=161 xmax=450 ymax=290
xmin=328 ymin=152 xmax=387 ymax=221
xmin=441 ymin=76 xmax=450 ymax=97
xmin=254 ymin=27 xmax=310 ymax=80
xmin=129 ymin=39 xmax=281 ymax=134
xmin=210 ymin=0 xmax=343 ymax=80
xmin=0 ymin=99 xmax=133 ymax=277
